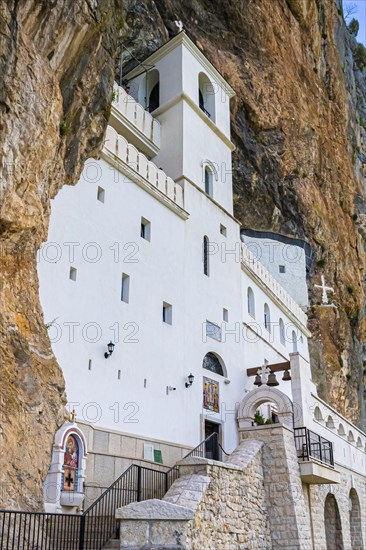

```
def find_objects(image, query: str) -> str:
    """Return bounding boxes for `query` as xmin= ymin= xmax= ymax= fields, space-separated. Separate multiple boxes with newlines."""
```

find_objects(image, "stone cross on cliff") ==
xmin=315 ymin=275 xmax=334 ymax=305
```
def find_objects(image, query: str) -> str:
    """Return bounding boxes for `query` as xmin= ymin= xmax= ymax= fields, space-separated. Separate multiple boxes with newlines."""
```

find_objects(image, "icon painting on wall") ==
xmin=63 ymin=435 xmax=79 ymax=492
xmin=203 ymin=377 xmax=219 ymax=413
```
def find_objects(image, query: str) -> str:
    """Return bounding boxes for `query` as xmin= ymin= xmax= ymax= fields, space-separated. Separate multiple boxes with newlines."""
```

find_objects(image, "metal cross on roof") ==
xmin=314 ymin=275 xmax=334 ymax=305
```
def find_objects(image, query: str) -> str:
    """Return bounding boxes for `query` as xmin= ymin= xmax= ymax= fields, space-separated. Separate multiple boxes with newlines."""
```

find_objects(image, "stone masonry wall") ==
xmin=308 ymin=468 xmax=366 ymax=549
xmin=240 ymin=425 xmax=313 ymax=549
xmin=117 ymin=439 xmax=272 ymax=549
xmin=164 ymin=439 xmax=272 ymax=549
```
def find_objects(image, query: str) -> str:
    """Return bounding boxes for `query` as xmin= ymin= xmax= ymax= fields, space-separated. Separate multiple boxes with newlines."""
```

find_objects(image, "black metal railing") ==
xmin=294 ymin=427 xmax=334 ymax=467
xmin=0 ymin=464 xmax=177 ymax=550
xmin=184 ymin=432 xmax=221 ymax=461
xmin=0 ymin=510 xmax=81 ymax=550
xmin=0 ymin=433 xmax=221 ymax=549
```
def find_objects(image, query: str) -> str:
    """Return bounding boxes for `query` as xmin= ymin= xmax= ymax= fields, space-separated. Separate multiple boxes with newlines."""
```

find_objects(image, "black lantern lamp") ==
xmin=267 ymin=371 xmax=279 ymax=387
xmin=185 ymin=373 xmax=194 ymax=388
xmin=104 ymin=341 xmax=115 ymax=359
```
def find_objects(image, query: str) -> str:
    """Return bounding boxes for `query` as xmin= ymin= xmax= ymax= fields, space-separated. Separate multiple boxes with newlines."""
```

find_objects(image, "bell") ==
xmin=282 ymin=369 xmax=291 ymax=382
xmin=254 ymin=374 xmax=262 ymax=386
xmin=267 ymin=371 xmax=279 ymax=387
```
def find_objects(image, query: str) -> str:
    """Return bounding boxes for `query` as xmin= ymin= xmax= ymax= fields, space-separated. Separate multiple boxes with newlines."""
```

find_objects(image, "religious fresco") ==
xmin=63 ymin=435 xmax=79 ymax=492
xmin=203 ymin=377 xmax=219 ymax=412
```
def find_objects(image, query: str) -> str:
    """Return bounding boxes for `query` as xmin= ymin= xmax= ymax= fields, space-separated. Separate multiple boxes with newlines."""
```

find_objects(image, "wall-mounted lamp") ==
xmin=104 ymin=341 xmax=115 ymax=359
xmin=185 ymin=373 xmax=194 ymax=388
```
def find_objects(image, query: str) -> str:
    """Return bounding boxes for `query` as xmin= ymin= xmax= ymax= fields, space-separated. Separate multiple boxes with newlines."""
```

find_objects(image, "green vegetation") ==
xmin=293 ymin=168 xmax=300 ymax=176
xmin=317 ymin=258 xmax=327 ymax=268
xmin=337 ymin=7 xmax=343 ymax=17
xmin=59 ymin=121 xmax=69 ymax=136
xmin=254 ymin=411 xmax=273 ymax=426
xmin=354 ymin=43 xmax=366 ymax=71
xmin=347 ymin=285 xmax=355 ymax=295
xmin=348 ymin=18 xmax=359 ymax=36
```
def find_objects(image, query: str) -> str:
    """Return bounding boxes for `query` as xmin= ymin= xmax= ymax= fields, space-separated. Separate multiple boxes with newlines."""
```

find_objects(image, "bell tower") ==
xmin=125 ymin=32 xmax=236 ymax=213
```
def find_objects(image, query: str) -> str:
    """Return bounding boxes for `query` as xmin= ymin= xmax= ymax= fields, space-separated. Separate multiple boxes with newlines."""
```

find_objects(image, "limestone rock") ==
xmin=0 ymin=0 xmax=123 ymax=509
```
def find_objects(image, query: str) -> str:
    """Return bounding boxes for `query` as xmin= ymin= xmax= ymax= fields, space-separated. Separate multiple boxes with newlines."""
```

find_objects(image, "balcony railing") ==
xmin=241 ymin=243 xmax=308 ymax=328
xmin=112 ymin=84 xmax=160 ymax=147
xmin=294 ymin=427 xmax=334 ymax=467
xmin=104 ymin=125 xmax=184 ymax=210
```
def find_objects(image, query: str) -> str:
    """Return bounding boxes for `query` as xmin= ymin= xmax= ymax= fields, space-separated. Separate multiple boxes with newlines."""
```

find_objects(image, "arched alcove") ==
xmin=338 ymin=423 xmax=346 ymax=437
xmin=356 ymin=437 xmax=363 ymax=448
xmin=350 ymin=489 xmax=364 ymax=550
xmin=238 ymin=386 xmax=293 ymax=429
xmin=326 ymin=415 xmax=335 ymax=429
xmin=348 ymin=431 xmax=355 ymax=443
xmin=314 ymin=406 xmax=323 ymax=422
xmin=203 ymin=352 xmax=227 ymax=377
xmin=44 ymin=422 xmax=88 ymax=512
xmin=324 ymin=494 xmax=344 ymax=550
xmin=198 ymin=72 xmax=216 ymax=122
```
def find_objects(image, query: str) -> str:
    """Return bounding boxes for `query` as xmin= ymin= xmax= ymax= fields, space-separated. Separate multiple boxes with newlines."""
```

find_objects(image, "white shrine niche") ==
xmin=43 ymin=421 xmax=88 ymax=513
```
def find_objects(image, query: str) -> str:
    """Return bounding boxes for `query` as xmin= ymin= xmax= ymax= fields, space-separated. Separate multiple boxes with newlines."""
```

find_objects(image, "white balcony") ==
xmin=241 ymin=243 xmax=309 ymax=330
xmin=103 ymin=126 xmax=186 ymax=216
xmin=110 ymin=83 xmax=161 ymax=158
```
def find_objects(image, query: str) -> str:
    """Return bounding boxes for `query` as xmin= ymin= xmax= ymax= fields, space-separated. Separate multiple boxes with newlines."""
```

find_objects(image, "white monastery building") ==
xmin=36 ymin=32 xmax=366 ymax=549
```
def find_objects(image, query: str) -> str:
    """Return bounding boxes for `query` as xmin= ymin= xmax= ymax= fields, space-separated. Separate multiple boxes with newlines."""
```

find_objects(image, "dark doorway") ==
xmin=204 ymin=420 xmax=220 ymax=460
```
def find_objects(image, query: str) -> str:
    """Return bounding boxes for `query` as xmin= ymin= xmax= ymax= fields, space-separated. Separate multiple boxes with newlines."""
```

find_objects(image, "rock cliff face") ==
xmin=120 ymin=0 xmax=366 ymax=426
xmin=0 ymin=0 xmax=123 ymax=509
xmin=1 ymin=0 xmax=365 ymax=509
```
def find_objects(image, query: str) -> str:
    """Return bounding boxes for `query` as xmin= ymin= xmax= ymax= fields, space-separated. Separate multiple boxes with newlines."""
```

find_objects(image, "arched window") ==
xmin=247 ymin=288 xmax=255 ymax=317
xmin=198 ymin=72 xmax=216 ymax=122
xmin=63 ymin=435 xmax=79 ymax=492
xmin=264 ymin=303 xmax=271 ymax=332
xmin=279 ymin=318 xmax=285 ymax=345
xmin=292 ymin=330 xmax=298 ymax=352
xmin=203 ymin=236 xmax=209 ymax=276
xmin=204 ymin=166 xmax=213 ymax=196
xmin=146 ymin=69 xmax=159 ymax=112
xmin=203 ymin=352 xmax=225 ymax=376
xmin=348 ymin=431 xmax=355 ymax=443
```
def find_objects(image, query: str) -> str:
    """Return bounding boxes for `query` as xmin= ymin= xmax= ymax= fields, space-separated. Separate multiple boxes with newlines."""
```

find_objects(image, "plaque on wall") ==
xmin=203 ymin=377 xmax=219 ymax=412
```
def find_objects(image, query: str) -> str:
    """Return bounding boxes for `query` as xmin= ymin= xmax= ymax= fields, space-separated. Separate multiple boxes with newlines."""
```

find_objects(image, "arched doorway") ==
xmin=324 ymin=493 xmax=344 ymax=550
xmin=350 ymin=489 xmax=364 ymax=549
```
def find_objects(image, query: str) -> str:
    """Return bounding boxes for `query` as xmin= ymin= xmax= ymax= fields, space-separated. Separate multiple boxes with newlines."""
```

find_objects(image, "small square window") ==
xmin=220 ymin=224 xmax=227 ymax=237
xmin=69 ymin=267 xmax=77 ymax=281
xmin=279 ymin=265 xmax=286 ymax=273
xmin=223 ymin=308 xmax=228 ymax=322
xmin=121 ymin=273 xmax=130 ymax=303
xmin=162 ymin=302 xmax=172 ymax=325
xmin=141 ymin=217 xmax=151 ymax=241
xmin=97 ymin=186 xmax=105 ymax=203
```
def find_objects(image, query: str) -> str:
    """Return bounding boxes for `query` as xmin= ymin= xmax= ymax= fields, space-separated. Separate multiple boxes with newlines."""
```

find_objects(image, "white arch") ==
xmin=238 ymin=386 xmax=294 ymax=429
